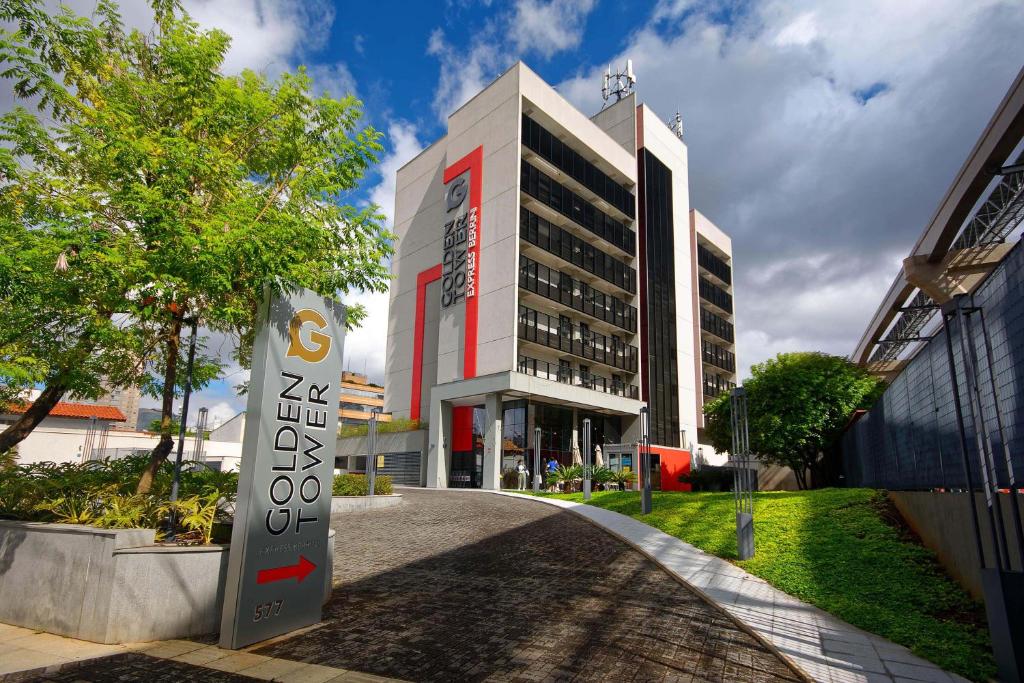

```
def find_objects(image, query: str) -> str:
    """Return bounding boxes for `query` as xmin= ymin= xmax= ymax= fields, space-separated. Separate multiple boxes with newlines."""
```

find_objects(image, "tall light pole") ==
xmin=640 ymin=406 xmax=651 ymax=514
xmin=582 ymin=418 xmax=592 ymax=500
xmin=533 ymin=426 xmax=542 ymax=492
xmin=367 ymin=409 xmax=379 ymax=497
xmin=170 ymin=317 xmax=199 ymax=504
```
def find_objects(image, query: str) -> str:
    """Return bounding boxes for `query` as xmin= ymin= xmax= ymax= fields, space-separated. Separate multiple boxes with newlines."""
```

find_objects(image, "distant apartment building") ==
xmin=338 ymin=371 xmax=391 ymax=428
xmin=68 ymin=381 xmax=141 ymax=431
xmin=383 ymin=62 xmax=738 ymax=489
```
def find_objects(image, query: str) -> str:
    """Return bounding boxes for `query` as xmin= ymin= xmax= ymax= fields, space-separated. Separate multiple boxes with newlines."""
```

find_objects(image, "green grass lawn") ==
xmin=528 ymin=488 xmax=993 ymax=681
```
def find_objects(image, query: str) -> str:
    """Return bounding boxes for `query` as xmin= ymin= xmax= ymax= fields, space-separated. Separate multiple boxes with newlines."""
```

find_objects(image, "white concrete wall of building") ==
xmin=209 ymin=411 xmax=245 ymax=442
xmin=385 ymin=138 xmax=448 ymax=420
xmin=590 ymin=94 xmax=636 ymax=154
xmin=637 ymin=104 xmax=699 ymax=452
xmin=8 ymin=421 xmax=241 ymax=467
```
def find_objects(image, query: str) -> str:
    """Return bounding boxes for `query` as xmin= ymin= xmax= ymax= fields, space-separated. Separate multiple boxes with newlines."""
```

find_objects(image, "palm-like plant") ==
xmin=161 ymin=492 xmax=220 ymax=544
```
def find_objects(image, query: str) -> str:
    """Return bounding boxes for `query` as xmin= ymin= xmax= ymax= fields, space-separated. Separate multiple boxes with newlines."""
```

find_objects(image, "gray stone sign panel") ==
xmin=219 ymin=286 xmax=345 ymax=649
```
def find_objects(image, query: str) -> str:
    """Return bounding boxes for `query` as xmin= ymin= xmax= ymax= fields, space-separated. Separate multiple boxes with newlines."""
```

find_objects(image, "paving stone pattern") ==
xmin=257 ymin=489 xmax=799 ymax=682
xmin=4 ymin=652 xmax=257 ymax=682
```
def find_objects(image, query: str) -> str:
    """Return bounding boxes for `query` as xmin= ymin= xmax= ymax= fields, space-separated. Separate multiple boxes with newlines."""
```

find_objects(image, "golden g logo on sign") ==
xmin=286 ymin=309 xmax=331 ymax=363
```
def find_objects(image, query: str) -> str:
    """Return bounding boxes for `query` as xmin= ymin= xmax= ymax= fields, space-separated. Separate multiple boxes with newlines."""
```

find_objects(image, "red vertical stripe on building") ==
xmin=443 ymin=146 xmax=484 ymax=380
xmin=410 ymin=264 xmax=442 ymax=422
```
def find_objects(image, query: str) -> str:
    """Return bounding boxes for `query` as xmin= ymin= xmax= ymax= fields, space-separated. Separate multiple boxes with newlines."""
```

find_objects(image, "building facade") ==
xmin=384 ymin=63 xmax=736 ymax=489
xmin=338 ymin=371 xmax=390 ymax=429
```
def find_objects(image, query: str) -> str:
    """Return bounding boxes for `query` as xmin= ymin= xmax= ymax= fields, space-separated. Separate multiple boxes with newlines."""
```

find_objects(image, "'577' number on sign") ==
xmin=253 ymin=600 xmax=283 ymax=622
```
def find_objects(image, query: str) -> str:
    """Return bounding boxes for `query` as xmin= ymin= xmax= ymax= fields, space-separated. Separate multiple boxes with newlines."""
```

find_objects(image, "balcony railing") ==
xmin=520 ymin=208 xmax=636 ymax=294
xmin=699 ymin=276 xmax=733 ymax=313
xmin=703 ymin=371 xmax=736 ymax=398
xmin=522 ymin=114 xmax=635 ymax=219
xmin=518 ymin=305 xmax=639 ymax=374
xmin=521 ymin=161 xmax=636 ymax=256
xmin=702 ymin=339 xmax=736 ymax=373
xmin=518 ymin=355 xmax=640 ymax=400
xmin=697 ymin=244 xmax=731 ymax=284
xmin=700 ymin=306 xmax=734 ymax=343
xmin=519 ymin=255 xmax=637 ymax=333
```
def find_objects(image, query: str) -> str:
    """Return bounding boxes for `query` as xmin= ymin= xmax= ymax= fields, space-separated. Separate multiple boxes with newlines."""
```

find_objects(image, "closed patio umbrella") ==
xmin=594 ymin=444 xmax=604 ymax=468
xmin=571 ymin=435 xmax=583 ymax=466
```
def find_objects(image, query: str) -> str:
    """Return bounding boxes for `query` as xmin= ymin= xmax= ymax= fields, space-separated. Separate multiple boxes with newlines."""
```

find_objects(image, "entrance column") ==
xmin=481 ymin=392 xmax=503 ymax=490
xmin=426 ymin=396 xmax=452 ymax=488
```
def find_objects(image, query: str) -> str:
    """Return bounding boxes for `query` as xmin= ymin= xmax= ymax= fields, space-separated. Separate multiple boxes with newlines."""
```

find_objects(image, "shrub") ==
xmin=338 ymin=418 xmax=422 ymax=438
xmin=0 ymin=456 xmax=238 ymax=543
xmin=679 ymin=466 xmax=737 ymax=492
xmin=332 ymin=473 xmax=393 ymax=496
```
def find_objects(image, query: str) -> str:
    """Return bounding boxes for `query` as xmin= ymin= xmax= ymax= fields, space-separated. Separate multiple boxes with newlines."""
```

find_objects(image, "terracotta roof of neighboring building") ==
xmin=6 ymin=401 xmax=127 ymax=422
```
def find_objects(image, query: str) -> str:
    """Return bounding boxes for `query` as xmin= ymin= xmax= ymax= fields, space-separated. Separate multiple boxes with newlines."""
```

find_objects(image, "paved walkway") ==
xmin=256 ymin=488 xmax=800 ymax=682
xmin=498 ymin=492 xmax=968 ymax=683
xmin=0 ymin=626 xmax=397 ymax=682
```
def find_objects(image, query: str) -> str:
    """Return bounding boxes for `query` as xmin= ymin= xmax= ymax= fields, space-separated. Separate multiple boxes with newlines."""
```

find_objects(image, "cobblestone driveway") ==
xmin=256 ymin=489 xmax=798 ymax=682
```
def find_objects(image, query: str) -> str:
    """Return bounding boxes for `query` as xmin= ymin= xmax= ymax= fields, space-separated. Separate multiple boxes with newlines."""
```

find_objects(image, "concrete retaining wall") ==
xmin=0 ymin=521 xmax=335 ymax=644
xmin=330 ymin=494 xmax=404 ymax=513
xmin=890 ymin=491 xmax=1024 ymax=600
xmin=335 ymin=430 xmax=427 ymax=457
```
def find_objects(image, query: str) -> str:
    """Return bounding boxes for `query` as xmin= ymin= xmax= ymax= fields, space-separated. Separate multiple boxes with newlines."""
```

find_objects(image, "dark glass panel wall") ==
xmin=517 ymin=304 xmax=639 ymax=373
xmin=697 ymin=244 xmax=731 ymax=284
xmin=699 ymin=276 xmax=733 ymax=313
xmin=701 ymin=339 xmax=736 ymax=373
xmin=521 ymin=161 xmax=635 ymax=256
xmin=519 ymin=255 xmax=637 ymax=333
xmin=638 ymin=149 xmax=680 ymax=447
xmin=520 ymin=208 xmax=636 ymax=294
xmin=522 ymin=114 xmax=635 ymax=219
xmin=699 ymin=307 xmax=734 ymax=343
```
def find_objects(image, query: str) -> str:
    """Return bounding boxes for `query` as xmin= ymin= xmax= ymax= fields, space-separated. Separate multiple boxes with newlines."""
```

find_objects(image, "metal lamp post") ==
xmin=170 ymin=317 xmax=200 ymax=505
xmin=730 ymin=387 xmax=755 ymax=560
xmin=367 ymin=409 xmax=379 ymax=497
xmin=639 ymin=406 xmax=651 ymax=514
xmin=583 ymin=418 xmax=592 ymax=500
xmin=533 ymin=426 xmax=542 ymax=492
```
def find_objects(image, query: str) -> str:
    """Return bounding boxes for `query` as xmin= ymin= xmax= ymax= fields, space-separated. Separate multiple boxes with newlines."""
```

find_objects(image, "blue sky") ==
xmin=53 ymin=0 xmax=1024 ymax=427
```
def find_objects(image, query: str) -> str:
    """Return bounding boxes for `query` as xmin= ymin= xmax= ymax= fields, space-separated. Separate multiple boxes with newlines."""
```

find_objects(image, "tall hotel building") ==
xmin=384 ymin=63 xmax=737 ymax=489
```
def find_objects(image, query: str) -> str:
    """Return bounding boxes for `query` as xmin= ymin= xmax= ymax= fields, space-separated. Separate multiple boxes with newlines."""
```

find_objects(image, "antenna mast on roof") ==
xmin=601 ymin=59 xmax=637 ymax=108
xmin=669 ymin=111 xmax=684 ymax=140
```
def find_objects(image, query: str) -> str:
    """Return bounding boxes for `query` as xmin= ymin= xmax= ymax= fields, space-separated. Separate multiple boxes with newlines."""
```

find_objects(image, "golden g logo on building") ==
xmin=287 ymin=309 xmax=331 ymax=363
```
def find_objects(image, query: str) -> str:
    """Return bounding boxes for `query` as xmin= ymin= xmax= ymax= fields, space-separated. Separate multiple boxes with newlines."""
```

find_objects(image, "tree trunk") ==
xmin=136 ymin=316 xmax=183 ymax=494
xmin=0 ymin=381 xmax=68 ymax=454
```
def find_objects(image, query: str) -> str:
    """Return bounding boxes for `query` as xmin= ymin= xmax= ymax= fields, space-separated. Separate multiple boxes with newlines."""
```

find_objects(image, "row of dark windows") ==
xmin=517 ymin=304 xmax=639 ymax=374
xmin=520 ymin=208 xmax=637 ymax=294
xmin=697 ymin=244 xmax=731 ymax=284
xmin=698 ymin=276 xmax=733 ymax=313
xmin=703 ymin=371 xmax=736 ymax=398
xmin=519 ymin=256 xmax=638 ymax=334
xmin=699 ymin=306 xmax=734 ymax=343
xmin=521 ymin=161 xmax=636 ymax=256
xmin=702 ymin=339 xmax=736 ymax=373
xmin=517 ymin=354 xmax=639 ymax=400
xmin=639 ymin=149 xmax=681 ymax=448
xmin=521 ymin=114 xmax=635 ymax=219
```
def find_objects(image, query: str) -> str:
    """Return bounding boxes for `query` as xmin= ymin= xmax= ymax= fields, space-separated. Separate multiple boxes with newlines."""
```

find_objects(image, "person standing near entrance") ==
xmin=515 ymin=460 xmax=528 ymax=490
xmin=546 ymin=456 xmax=558 ymax=492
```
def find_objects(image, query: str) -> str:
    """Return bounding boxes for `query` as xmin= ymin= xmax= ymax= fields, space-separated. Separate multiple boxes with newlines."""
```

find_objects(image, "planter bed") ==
xmin=0 ymin=521 xmax=334 ymax=644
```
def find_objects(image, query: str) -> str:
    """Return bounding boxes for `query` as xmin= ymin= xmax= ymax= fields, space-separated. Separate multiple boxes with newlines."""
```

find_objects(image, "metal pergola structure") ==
xmin=868 ymin=155 xmax=1024 ymax=365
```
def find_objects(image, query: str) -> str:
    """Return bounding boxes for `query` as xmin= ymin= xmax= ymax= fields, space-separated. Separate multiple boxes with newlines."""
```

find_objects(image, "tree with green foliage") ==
xmin=704 ymin=352 xmax=883 ymax=489
xmin=0 ymin=0 xmax=393 ymax=492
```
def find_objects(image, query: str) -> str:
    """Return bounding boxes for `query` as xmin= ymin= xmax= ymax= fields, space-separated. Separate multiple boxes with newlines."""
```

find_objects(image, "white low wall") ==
xmin=330 ymin=494 xmax=404 ymax=513
xmin=0 ymin=521 xmax=334 ymax=644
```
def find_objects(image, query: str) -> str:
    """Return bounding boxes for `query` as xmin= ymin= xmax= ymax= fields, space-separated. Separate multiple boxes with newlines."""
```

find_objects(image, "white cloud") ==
xmin=556 ymin=0 xmax=1024 ymax=379
xmin=511 ymin=0 xmax=596 ymax=59
xmin=341 ymin=289 xmax=390 ymax=384
xmin=369 ymin=121 xmax=426 ymax=226
xmin=307 ymin=62 xmax=358 ymax=99
xmin=426 ymin=0 xmax=598 ymax=121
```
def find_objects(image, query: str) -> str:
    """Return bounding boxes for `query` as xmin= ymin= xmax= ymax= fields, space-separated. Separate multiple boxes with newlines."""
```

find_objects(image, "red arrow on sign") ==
xmin=256 ymin=555 xmax=316 ymax=585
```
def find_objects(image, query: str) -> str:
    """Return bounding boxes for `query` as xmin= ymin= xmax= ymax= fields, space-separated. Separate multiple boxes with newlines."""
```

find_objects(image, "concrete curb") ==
xmin=488 ymin=491 xmax=968 ymax=683
xmin=330 ymin=494 xmax=404 ymax=513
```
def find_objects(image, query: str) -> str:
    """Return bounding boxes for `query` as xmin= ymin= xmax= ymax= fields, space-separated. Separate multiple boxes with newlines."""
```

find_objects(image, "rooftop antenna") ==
xmin=601 ymin=59 xmax=637 ymax=108
xmin=669 ymin=111 xmax=684 ymax=140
